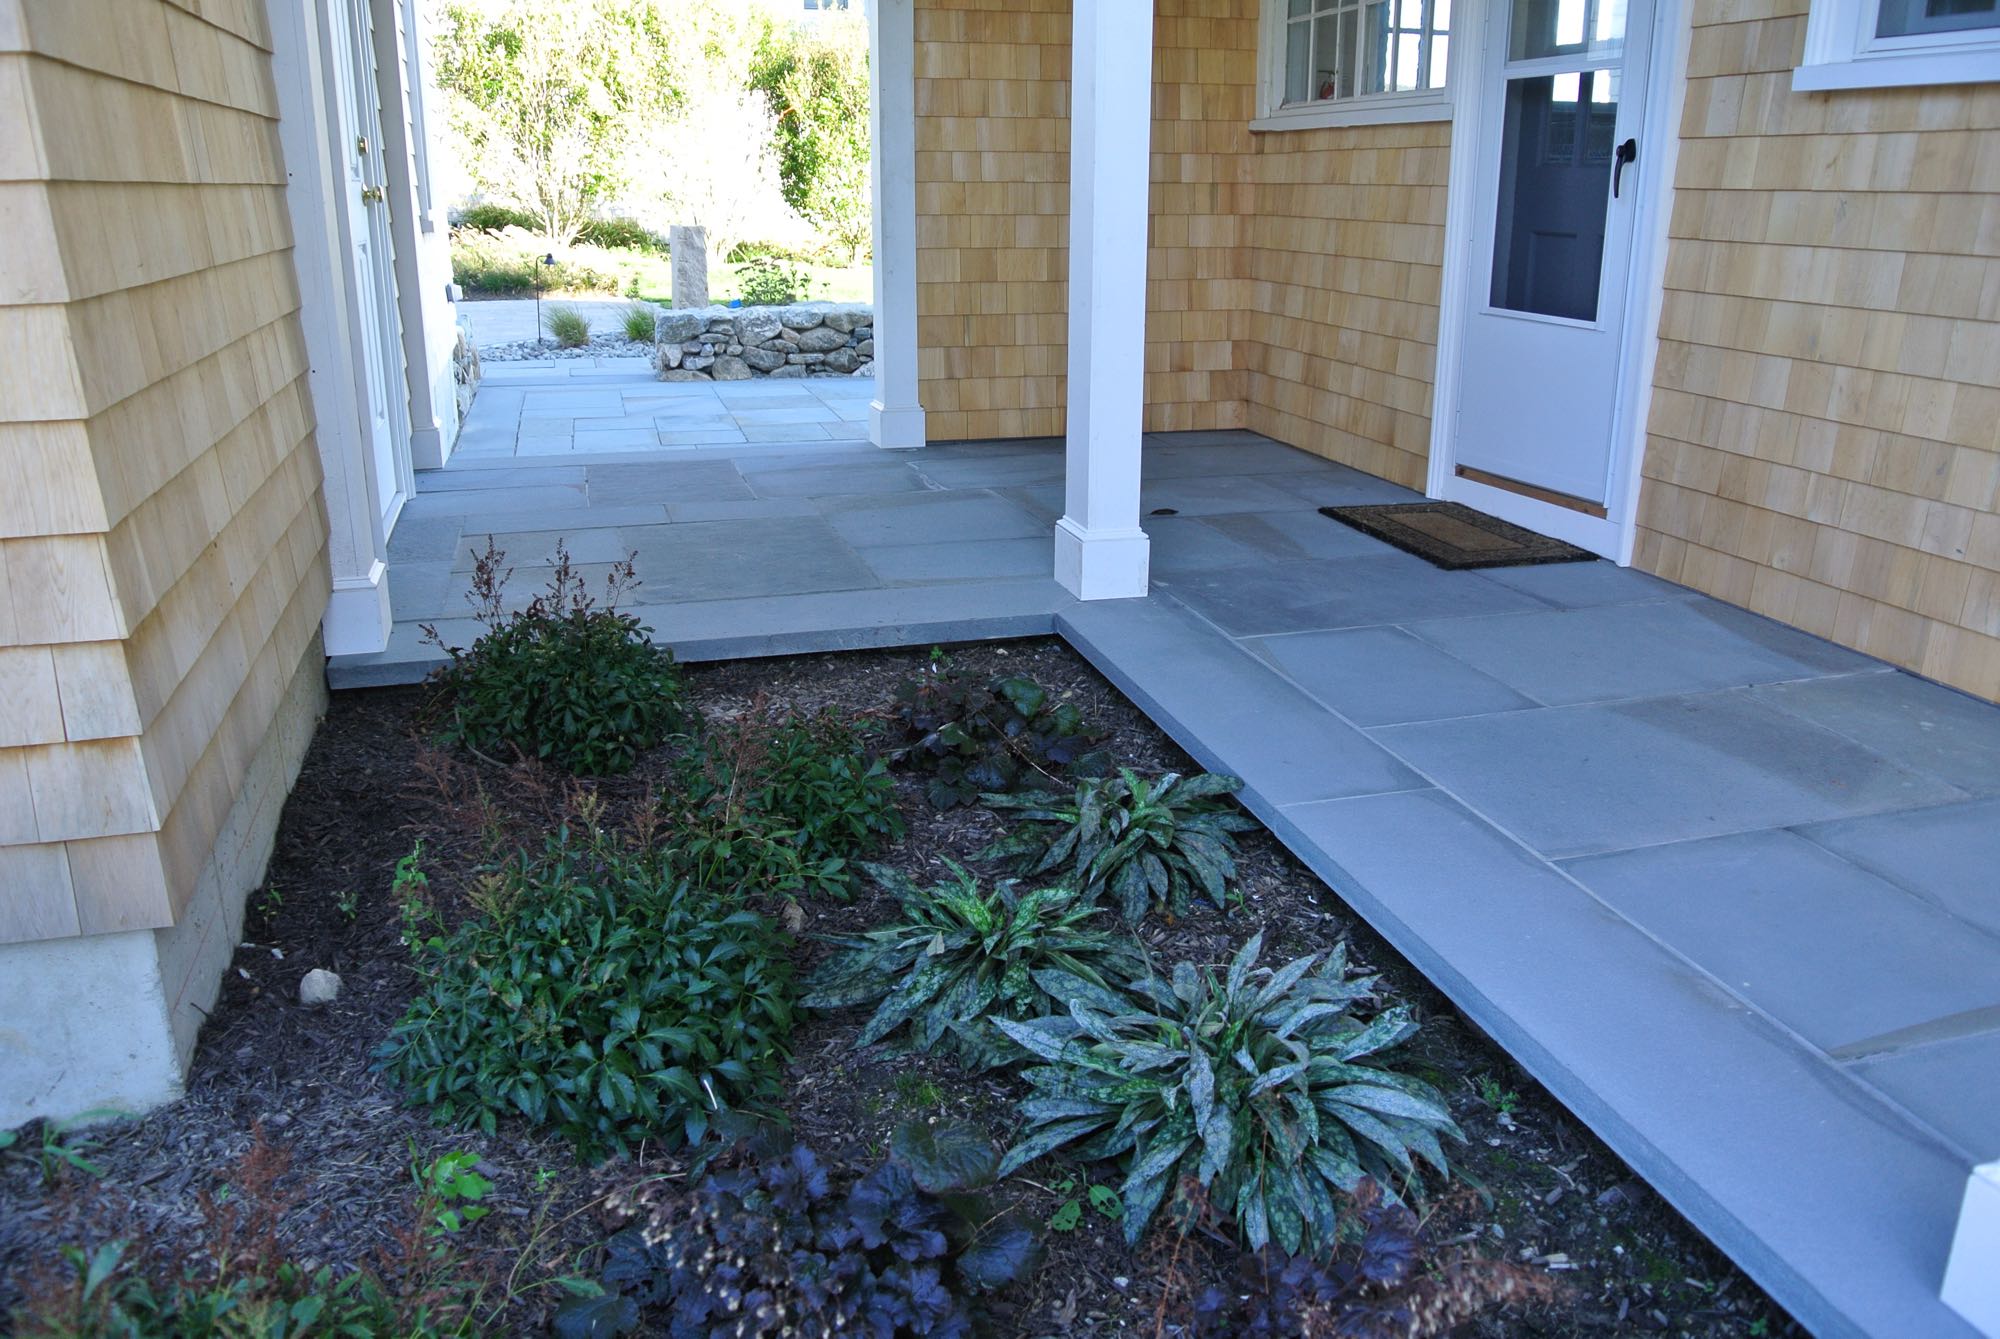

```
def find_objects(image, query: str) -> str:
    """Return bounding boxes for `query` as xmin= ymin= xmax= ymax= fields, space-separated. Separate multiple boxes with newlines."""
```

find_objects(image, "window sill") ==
xmin=1793 ymin=44 xmax=2000 ymax=88
xmin=1250 ymin=94 xmax=1453 ymax=132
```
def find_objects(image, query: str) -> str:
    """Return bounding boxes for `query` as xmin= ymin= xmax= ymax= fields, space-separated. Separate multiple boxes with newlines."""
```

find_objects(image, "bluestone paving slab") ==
xmin=572 ymin=428 xmax=665 ymax=452
xmin=665 ymin=498 xmax=820 ymax=523
xmin=1560 ymin=829 xmax=2000 ymax=1051
xmin=1140 ymin=516 xmax=1272 ymax=575
xmin=1055 ymin=598 xmax=1421 ymax=807
xmin=1478 ymin=559 xmax=1696 ymax=608
xmin=649 ymin=428 xmax=751 ymax=447
xmin=730 ymin=444 xmax=883 ymax=472
xmin=1156 ymin=555 xmax=1545 ymax=638
xmin=621 ymin=516 xmax=879 ymax=601
xmin=746 ymin=461 xmax=931 ymax=497
xmin=729 ymin=405 xmax=840 ymax=425
xmin=817 ymin=490 xmax=1045 ymax=547
xmin=742 ymin=422 xmax=838 ymax=443
xmin=1261 ymin=787 xmax=1975 ymax=1339
xmin=384 ymin=513 xmax=462 ymax=562
xmin=421 ymin=465 xmax=583 ymax=491
xmin=1799 ymin=798 xmax=2000 ymax=939
xmin=1755 ymin=670 xmax=2000 ymax=796
xmin=431 ymin=502 xmax=669 ymax=532
xmin=451 ymin=526 xmax=634 ymax=571
xmin=586 ymin=460 xmax=754 ymax=505
xmin=1402 ymin=601 xmax=1877 ymax=707
xmin=385 ymin=561 xmax=455 ymax=620
xmin=400 ymin=484 xmax=589 ymax=518
xmin=1136 ymin=473 xmax=1317 ymax=516
xmin=1250 ymin=626 xmax=1540 ymax=726
xmin=1850 ymin=1032 xmax=2000 ymax=1162
xmin=1259 ymin=468 xmax=1429 ymax=508
xmin=860 ymin=537 xmax=1051 ymax=583
xmin=911 ymin=452 xmax=1068 ymax=488
xmin=1372 ymin=690 xmax=1968 ymax=858
xmin=1201 ymin=509 xmax=1403 ymax=563
xmin=1138 ymin=438 xmax=1337 ymax=477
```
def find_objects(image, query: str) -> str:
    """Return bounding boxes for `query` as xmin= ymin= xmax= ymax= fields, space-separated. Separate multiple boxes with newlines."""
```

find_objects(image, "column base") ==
xmin=1945 ymin=1162 xmax=2000 ymax=1334
xmin=323 ymin=559 xmax=391 ymax=656
xmin=871 ymin=400 xmax=927 ymax=451
xmin=1054 ymin=516 xmax=1150 ymax=601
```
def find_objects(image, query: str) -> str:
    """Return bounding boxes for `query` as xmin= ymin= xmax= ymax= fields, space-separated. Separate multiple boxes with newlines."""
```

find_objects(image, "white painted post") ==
xmin=271 ymin=0 xmax=393 ymax=655
xmin=1054 ymin=0 xmax=1153 ymax=600
xmin=867 ymin=0 xmax=926 ymax=450
xmin=1944 ymin=1162 xmax=2000 ymax=1337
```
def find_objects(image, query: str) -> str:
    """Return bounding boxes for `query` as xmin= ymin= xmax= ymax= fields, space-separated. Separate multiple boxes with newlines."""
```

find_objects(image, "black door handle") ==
xmin=1613 ymin=138 xmax=1638 ymax=198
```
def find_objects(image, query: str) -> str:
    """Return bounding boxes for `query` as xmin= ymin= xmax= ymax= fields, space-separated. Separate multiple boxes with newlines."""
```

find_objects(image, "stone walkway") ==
xmin=460 ymin=296 xmax=661 ymax=347
xmin=458 ymin=363 xmax=876 ymax=457
xmin=334 ymin=431 xmax=1996 ymax=1339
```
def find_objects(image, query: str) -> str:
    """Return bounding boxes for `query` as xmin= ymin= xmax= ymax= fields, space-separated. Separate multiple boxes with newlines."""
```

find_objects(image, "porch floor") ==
xmin=330 ymin=428 xmax=1997 ymax=1338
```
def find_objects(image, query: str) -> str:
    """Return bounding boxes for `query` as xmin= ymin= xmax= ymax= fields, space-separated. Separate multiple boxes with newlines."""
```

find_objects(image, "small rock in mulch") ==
xmin=297 ymin=968 xmax=341 ymax=1006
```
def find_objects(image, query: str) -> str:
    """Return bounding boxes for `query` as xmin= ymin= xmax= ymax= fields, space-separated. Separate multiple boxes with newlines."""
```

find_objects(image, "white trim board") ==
xmin=1425 ymin=0 xmax=1693 ymax=566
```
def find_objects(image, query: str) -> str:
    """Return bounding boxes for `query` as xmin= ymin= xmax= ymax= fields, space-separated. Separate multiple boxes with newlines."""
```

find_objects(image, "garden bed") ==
xmin=0 ymin=642 xmax=1801 ymax=1337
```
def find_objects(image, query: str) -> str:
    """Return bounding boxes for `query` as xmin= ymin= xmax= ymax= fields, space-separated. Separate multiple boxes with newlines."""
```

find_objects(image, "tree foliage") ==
xmin=753 ymin=14 xmax=873 ymax=260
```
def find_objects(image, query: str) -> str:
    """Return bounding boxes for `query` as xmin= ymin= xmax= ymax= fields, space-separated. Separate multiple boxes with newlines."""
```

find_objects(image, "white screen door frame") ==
xmin=1426 ymin=0 xmax=1692 ymax=561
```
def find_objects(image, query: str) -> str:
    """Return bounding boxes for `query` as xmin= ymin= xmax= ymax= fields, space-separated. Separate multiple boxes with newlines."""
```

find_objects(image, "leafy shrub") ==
xmin=677 ymin=706 xmax=904 ymax=874
xmin=423 ymin=541 xmax=685 ymax=776
xmin=887 ymin=651 xmax=1109 ymax=807
xmin=545 ymin=303 xmax=592 ymax=348
xmin=449 ymin=227 xmax=624 ymax=296
xmin=12 ymin=1130 xmax=482 ymax=1338
xmin=578 ymin=217 xmax=666 ymax=252
xmin=735 ymin=255 xmax=825 ymax=306
xmin=802 ymin=861 xmax=1145 ymax=1068
xmin=1189 ymin=1180 xmax=1559 ymax=1338
xmin=379 ymin=827 xmax=797 ymax=1160
xmin=553 ymin=1122 xmax=1041 ymax=1338
xmin=995 ymin=932 xmax=1459 ymax=1255
xmin=981 ymin=769 xmax=1259 ymax=923
xmin=619 ymin=304 xmax=656 ymax=343
xmin=660 ymin=803 xmax=851 ymax=904
xmin=454 ymin=201 xmax=541 ymax=233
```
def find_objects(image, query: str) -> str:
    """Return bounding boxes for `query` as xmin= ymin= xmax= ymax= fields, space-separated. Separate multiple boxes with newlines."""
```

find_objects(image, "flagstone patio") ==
xmin=330 ymin=428 xmax=1998 ymax=1339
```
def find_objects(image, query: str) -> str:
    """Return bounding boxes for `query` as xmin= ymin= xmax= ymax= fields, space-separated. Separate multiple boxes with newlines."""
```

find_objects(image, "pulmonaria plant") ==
xmin=801 ymin=861 xmax=1146 ymax=1068
xmin=886 ymin=651 xmax=1110 ymax=807
xmin=994 ymin=932 xmax=1461 ymax=1256
xmin=980 ymin=769 xmax=1260 ymax=923
xmin=423 ymin=539 xmax=686 ymax=776
xmin=553 ymin=1122 xmax=1042 ymax=1339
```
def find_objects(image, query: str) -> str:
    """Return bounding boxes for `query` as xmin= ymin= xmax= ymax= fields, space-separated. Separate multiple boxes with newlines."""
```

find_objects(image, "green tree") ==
xmin=754 ymin=15 xmax=873 ymax=261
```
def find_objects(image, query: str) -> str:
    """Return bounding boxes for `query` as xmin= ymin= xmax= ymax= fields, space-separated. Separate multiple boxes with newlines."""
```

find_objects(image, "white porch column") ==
xmin=272 ymin=0 xmax=393 ymax=655
xmin=867 ymin=0 xmax=926 ymax=451
xmin=1055 ymin=0 xmax=1153 ymax=600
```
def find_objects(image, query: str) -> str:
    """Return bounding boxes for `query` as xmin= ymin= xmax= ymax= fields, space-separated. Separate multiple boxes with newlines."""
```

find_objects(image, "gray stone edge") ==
xmin=1053 ymin=600 xmax=1979 ymax=1339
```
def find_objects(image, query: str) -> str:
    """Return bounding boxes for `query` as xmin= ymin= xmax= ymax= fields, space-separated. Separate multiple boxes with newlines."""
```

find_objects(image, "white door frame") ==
xmin=1426 ymin=0 xmax=1693 ymax=562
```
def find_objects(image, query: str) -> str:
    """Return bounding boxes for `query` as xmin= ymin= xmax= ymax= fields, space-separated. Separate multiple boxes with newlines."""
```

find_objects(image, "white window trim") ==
xmin=1252 ymin=0 xmax=1455 ymax=131
xmin=1794 ymin=0 xmax=2000 ymax=90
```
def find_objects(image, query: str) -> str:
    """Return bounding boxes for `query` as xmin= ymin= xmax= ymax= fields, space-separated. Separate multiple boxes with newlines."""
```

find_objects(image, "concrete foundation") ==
xmin=0 ymin=638 xmax=328 ymax=1127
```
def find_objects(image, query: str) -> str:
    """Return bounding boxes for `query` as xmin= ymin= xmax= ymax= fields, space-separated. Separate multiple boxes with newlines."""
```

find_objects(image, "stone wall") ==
xmin=655 ymin=302 xmax=875 ymax=381
xmin=451 ymin=316 xmax=481 ymax=420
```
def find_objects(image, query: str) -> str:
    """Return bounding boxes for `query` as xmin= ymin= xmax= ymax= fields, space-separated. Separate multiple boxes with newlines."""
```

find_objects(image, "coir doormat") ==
xmin=1319 ymin=501 xmax=1596 ymax=570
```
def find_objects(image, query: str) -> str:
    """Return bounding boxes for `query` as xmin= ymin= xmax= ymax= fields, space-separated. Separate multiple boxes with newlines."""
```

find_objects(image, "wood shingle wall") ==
xmin=912 ymin=0 xmax=1448 ymax=483
xmin=1635 ymin=0 xmax=2000 ymax=696
xmin=0 ymin=0 xmax=330 ymax=944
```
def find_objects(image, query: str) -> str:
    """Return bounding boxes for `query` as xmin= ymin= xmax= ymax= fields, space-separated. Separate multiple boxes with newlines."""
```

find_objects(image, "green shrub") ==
xmin=735 ymin=255 xmax=825 ymax=306
xmin=579 ymin=217 xmax=666 ymax=252
xmin=995 ymin=932 xmax=1460 ymax=1255
xmin=619 ymin=304 xmax=657 ymax=343
xmin=887 ymin=651 xmax=1110 ymax=807
xmin=380 ymin=827 xmax=797 ymax=1160
xmin=423 ymin=540 xmax=685 ymax=776
xmin=553 ymin=1123 xmax=1041 ymax=1339
xmin=660 ymin=804 xmax=850 ymax=904
xmin=677 ymin=707 xmax=903 ymax=876
xmin=545 ymin=303 xmax=592 ymax=347
xmin=449 ymin=227 xmax=624 ymax=296
xmin=981 ymin=769 xmax=1260 ymax=923
xmin=803 ymin=861 xmax=1145 ymax=1068
xmin=454 ymin=201 xmax=541 ymax=233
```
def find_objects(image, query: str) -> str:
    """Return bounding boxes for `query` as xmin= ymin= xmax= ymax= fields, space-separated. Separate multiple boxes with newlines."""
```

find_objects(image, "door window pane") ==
xmin=1876 ymin=0 xmax=1998 ymax=34
xmin=1489 ymin=72 xmax=1619 ymax=320
xmin=1509 ymin=0 xmax=1626 ymax=59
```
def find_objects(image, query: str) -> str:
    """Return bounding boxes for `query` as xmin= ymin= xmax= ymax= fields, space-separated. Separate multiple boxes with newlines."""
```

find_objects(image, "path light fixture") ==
xmin=537 ymin=253 xmax=557 ymax=347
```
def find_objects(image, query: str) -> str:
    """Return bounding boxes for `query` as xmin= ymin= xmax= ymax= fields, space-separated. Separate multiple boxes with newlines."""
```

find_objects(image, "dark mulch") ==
xmin=0 ymin=640 xmax=1800 ymax=1337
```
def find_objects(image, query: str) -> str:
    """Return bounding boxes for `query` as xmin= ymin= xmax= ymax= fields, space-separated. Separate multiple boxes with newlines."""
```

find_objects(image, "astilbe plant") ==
xmin=980 ymin=769 xmax=1260 ymax=923
xmin=553 ymin=1122 xmax=1042 ymax=1339
xmin=672 ymin=703 xmax=904 ymax=899
xmin=423 ymin=540 xmax=686 ymax=776
xmin=886 ymin=651 xmax=1110 ymax=807
xmin=1189 ymin=1180 xmax=1562 ymax=1338
xmin=378 ymin=821 xmax=796 ymax=1161
xmin=994 ymin=932 xmax=1461 ymax=1256
xmin=801 ymin=860 xmax=1146 ymax=1068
